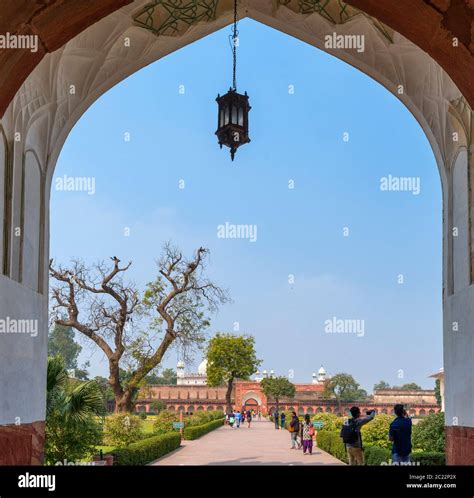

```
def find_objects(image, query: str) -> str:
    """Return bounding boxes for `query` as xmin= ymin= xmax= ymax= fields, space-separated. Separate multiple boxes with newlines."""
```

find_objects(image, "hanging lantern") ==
xmin=215 ymin=0 xmax=251 ymax=161
xmin=216 ymin=89 xmax=251 ymax=161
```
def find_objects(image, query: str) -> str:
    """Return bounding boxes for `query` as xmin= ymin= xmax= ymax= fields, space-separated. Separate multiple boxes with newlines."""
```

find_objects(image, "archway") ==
xmin=243 ymin=398 xmax=259 ymax=412
xmin=0 ymin=0 xmax=472 ymax=466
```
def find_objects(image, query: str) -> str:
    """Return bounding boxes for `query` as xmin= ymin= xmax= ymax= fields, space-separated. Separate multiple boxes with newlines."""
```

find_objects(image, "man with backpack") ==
xmin=340 ymin=406 xmax=376 ymax=465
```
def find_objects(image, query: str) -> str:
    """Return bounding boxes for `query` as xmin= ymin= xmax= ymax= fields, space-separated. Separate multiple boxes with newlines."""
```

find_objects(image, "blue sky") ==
xmin=50 ymin=19 xmax=442 ymax=392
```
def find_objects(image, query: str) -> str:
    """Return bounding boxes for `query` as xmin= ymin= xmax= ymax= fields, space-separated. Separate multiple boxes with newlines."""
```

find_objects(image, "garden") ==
xmin=271 ymin=410 xmax=445 ymax=465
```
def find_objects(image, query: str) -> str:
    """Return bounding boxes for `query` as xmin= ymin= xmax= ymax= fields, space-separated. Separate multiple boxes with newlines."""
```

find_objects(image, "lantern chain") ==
xmin=232 ymin=0 xmax=238 ymax=90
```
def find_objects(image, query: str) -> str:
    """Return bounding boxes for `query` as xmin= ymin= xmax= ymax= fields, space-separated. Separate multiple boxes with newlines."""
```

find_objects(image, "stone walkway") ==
xmin=152 ymin=419 xmax=344 ymax=465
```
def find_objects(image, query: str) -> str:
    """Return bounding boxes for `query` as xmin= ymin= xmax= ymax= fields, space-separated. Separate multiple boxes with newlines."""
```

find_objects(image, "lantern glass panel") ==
xmin=238 ymin=107 xmax=244 ymax=126
xmin=224 ymin=106 xmax=230 ymax=125
xmin=231 ymin=105 xmax=238 ymax=124
xmin=220 ymin=109 xmax=224 ymax=127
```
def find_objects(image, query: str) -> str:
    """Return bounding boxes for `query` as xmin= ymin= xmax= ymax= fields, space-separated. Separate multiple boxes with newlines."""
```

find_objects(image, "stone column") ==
xmin=444 ymin=118 xmax=474 ymax=465
xmin=0 ymin=124 xmax=48 ymax=464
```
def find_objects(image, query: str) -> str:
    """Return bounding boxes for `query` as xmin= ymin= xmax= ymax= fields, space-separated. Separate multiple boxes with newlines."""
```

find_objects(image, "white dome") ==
xmin=198 ymin=359 xmax=208 ymax=375
xmin=177 ymin=360 xmax=185 ymax=369
xmin=318 ymin=366 xmax=326 ymax=374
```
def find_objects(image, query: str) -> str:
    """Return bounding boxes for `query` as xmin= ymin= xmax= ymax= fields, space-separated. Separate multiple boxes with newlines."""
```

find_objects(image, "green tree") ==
xmin=48 ymin=324 xmax=81 ymax=370
xmin=260 ymin=376 xmax=295 ymax=413
xmin=50 ymin=244 xmax=229 ymax=412
xmin=373 ymin=380 xmax=390 ymax=390
xmin=434 ymin=379 xmax=442 ymax=406
xmin=146 ymin=368 xmax=177 ymax=385
xmin=206 ymin=333 xmax=261 ymax=412
xmin=150 ymin=400 xmax=167 ymax=413
xmin=412 ymin=412 xmax=445 ymax=452
xmin=45 ymin=356 xmax=105 ymax=464
xmin=393 ymin=383 xmax=422 ymax=390
xmin=323 ymin=373 xmax=363 ymax=410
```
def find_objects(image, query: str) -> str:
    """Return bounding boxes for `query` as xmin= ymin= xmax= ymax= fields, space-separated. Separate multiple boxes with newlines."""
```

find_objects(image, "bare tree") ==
xmin=49 ymin=244 xmax=229 ymax=412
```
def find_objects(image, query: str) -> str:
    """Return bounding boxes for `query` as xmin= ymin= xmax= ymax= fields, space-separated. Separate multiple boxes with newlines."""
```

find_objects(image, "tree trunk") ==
xmin=276 ymin=398 xmax=280 ymax=413
xmin=225 ymin=378 xmax=234 ymax=413
xmin=116 ymin=389 xmax=135 ymax=413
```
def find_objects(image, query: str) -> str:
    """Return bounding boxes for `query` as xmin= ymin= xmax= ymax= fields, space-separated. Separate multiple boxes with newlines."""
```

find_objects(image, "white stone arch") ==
xmin=0 ymin=0 xmax=472 ymax=463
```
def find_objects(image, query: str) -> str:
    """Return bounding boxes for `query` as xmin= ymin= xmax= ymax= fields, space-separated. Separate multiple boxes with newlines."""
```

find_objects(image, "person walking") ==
xmin=228 ymin=411 xmax=235 ymax=428
xmin=340 ymin=406 xmax=376 ymax=465
xmin=258 ymin=411 xmax=261 ymax=420
xmin=389 ymin=404 xmax=412 ymax=464
xmin=246 ymin=410 xmax=252 ymax=428
xmin=235 ymin=410 xmax=241 ymax=428
xmin=274 ymin=410 xmax=280 ymax=430
xmin=288 ymin=411 xmax=300 ymax=449
xmin=301 ymin=414 xmax=315 ymax=455
xmin=280 ymin=412 xmax=286 ymax=430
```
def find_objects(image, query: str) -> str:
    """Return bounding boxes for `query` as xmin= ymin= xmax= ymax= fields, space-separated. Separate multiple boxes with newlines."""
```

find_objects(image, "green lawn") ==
xmin=143 ymin=419 xmax=154 ymax=433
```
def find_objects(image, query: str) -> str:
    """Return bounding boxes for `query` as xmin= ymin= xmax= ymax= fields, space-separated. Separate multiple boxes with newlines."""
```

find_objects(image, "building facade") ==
xmin=135 ymin=362 xmax=440 ymax=417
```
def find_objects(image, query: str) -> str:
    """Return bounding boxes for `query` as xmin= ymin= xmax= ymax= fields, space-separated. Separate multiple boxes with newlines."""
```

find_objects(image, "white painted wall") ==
xmin=0 ymin=275 xmax=47 ymax=425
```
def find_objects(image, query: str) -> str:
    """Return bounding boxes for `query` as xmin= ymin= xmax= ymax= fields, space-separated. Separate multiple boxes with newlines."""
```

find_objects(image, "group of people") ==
xmin=274 ymin=410 xmax=317 ymax=455
xmin=273 ymin=403 xmax=413 ymax=463
xmin=225 ymin=409 xmax=261 ymax=428
xmin=340 ymin=403 xmax=412 ymax=465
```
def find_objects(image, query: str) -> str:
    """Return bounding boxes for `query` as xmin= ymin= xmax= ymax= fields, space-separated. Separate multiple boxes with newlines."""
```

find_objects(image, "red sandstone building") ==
xmin=136 ymin=363 xmax=440 ymax=417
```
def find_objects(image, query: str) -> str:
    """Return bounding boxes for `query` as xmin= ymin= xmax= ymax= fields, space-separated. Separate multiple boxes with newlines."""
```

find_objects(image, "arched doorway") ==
xmin=243 ymin=398 xmax=259 ymax=412
xmin=0 ymin=0 xmax=472 ymax=465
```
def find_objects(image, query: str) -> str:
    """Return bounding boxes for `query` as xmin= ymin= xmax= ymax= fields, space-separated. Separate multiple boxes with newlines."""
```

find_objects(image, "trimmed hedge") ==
xmin=316 ymin=430 xmax=348 ymax=463
xmin=364 ymin=445 xmax=391 ymax=465
xmin=364 ymin=446 xmax=445 ymax=466
xmin=316 ymin=432 xmax=446 ymax=466
xmin=183 ymin=418 xmax=224 ymax=440
xmin=411 ymin=451 xmax=445 ymax=465
xmin=111 ymin=432 xmax=181 ymax=465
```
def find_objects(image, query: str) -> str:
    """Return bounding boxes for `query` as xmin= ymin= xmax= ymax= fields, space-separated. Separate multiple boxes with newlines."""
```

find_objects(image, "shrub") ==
xmin=111 ymin=432 xmax=181 ymax=465
xmin=183 ymin=418 xmax=224 ymax=440
xmin=364 ymin=445 xmax=391 ymax=465
xmin=312 ymin=413 xmax=344 ymax=432
xmin=103 ymin=414 xmax=144 ymax=448
xmin=316 ymin=430 xmax=348 ymax=463
xmin=138 ymin=412 xmax=147 ymax=420
xmin=361 ymin=414 xmax=394 ymax=449
xmin=150 ymin=400 xmax=167 ymax=414
xmin=153 ymin=410 xmax=179 ymax=435
xmin=411 ymin=451 xmax=445 ymax=465
xmin=412 ymin=412 xmax=445 ymax=452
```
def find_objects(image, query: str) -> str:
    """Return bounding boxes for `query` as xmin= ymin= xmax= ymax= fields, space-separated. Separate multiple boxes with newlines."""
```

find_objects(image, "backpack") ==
xmin=340 ymin=419 xmax=359 ymax=444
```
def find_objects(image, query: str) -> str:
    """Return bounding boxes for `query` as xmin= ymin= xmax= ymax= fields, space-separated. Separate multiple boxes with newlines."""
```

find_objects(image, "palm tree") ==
xmin=45 ymin=356 xmax=106 ymax=464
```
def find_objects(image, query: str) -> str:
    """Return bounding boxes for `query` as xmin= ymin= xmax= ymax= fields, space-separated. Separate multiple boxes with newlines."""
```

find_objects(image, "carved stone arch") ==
xmin=450 ymin=146 xmax=470 ymax=293
xmin=21 ymin=149 xmax=45 ymax=293
xmin=0 ymin=124 xmax=8 ymax=275
xmin=242 ymin=391 xmax=263 ymax=406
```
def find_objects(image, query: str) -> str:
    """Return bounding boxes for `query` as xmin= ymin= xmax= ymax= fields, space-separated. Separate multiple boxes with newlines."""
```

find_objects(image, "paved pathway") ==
xmin=152 ymin=419 xmax=344 ymax=465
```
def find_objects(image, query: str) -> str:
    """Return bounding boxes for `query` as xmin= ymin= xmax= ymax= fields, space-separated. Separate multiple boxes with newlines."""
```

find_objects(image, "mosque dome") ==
xmin=318 ymin=365 xmax=326 ymax=374
xmin=198 ymin=359 xmax=208 ymax=375
xmin=177 ymin=360 xmax=185 ymax=369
